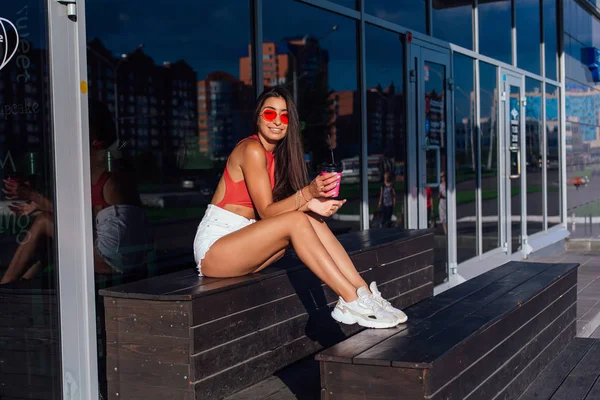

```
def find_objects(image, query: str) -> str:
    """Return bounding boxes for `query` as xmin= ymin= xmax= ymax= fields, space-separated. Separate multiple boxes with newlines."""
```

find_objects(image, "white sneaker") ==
xmin=369 ymin=281 xmax=408 ymax=323
xmin=331 ymin=287 xmax=400 ymax=329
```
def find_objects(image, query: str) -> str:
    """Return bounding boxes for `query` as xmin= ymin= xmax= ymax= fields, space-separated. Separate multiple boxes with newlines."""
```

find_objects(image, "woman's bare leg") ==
xmin=306 ymin=213 xmax=369 ymax=290
xmin=1 ymin=212 xmax=54 ymax=284
xmin=201 ymin=211 xmax=359 ymax=301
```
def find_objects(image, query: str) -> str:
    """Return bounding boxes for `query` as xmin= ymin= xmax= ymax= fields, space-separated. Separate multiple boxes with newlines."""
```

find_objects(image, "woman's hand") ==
xmin=307 ymin=197 xmax=346 ymax=217
xmin=8 ymin=201 xmax=39 ymax=216
xmin=307 ymin=173 xmax=339 ymax=199
xmin=2 ymin=179 xmax=33 ymax=201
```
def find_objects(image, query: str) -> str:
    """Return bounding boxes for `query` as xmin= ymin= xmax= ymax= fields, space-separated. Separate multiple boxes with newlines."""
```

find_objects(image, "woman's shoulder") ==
xmin=231 ymin=138 xmax=267 ymax=165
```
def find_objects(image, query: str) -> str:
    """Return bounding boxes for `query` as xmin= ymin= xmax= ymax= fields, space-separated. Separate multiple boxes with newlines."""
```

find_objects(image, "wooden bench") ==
xmin=317 ymin=260 xmax=579 ymax=400
xmin=518 ymin=338 xmax=600 ymax=400
xmin=99 ymin=228 xmax=434 ymax=400
xmin=0 ymin=279 xmax=61 ymax=399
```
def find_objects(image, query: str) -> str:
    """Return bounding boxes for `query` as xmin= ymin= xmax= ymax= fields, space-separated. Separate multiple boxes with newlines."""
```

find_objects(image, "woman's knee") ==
xmin=283 ymin=211 xmax=311 ymax=230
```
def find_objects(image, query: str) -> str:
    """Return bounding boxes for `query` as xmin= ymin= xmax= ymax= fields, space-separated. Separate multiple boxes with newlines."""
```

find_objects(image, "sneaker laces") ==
xmin=357 ymin=294 xmax=386 ymax=315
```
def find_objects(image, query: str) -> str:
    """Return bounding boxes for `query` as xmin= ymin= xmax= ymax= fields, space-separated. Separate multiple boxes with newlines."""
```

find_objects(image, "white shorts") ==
xmin=193 ymin=204 xmax=255 ymax=276
xmin=95 ymin=205 xmax=154 ymax=273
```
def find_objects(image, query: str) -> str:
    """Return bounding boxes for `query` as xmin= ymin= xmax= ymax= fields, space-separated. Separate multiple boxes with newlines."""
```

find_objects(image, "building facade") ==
xmin=0 ymin=0 xmax=598 ymax=398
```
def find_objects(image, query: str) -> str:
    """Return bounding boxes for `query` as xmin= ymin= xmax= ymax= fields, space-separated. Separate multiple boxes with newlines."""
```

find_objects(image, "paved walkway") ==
xmin=226 ymin=249 xmax=600 ymax=399
xmin=531 ymin=250 xmax=600 ymax=338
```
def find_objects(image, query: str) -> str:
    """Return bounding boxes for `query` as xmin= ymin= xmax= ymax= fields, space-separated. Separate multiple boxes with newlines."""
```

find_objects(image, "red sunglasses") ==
xmin=261 ymin=109 xmax=289 ymax=125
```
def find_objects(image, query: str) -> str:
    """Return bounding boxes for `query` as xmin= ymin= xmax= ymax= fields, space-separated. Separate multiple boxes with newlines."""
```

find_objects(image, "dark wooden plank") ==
xmin=0 ymin=374 xmax=59 ymax=399
xmin=391 ymin=263 xmax=578 ymax=368
xmin=406 ymin=260 xmax=528 ymax=321
xmin=354 ymin=262 xmax=561 ymax=367
xmin=321 ymin=362 xmax=423 ymax=400
xmin=426 ymin=268 xmax=576 ymax=391
xmin=193 ymin=335 xmax=323 ymax=400
xmin=104 ymin=298 xmax=190 ymax=338
xmin=584 ymin=362 xmax=600 ymax=400
xmin=517 ymin=338 xmax=596 ymax=400
xmin=107 ymin=383 xmax=194 ymax=400
xmin=106 ymin=356 xmax=191 ymax=390
xmin=494 ymin=321 xmax=576 ymax=400
xmin=549 ymin=340 xmax=600 ymax=400
xmin=429 ymin=284 xmax=577 ymax=399
xmin=464 ymin=304 xmax=576 ymax=400
xmin=106 ymin=332 xmax=189 ymax=364
xmin=190 ymin=259 xmax=432 ymax=354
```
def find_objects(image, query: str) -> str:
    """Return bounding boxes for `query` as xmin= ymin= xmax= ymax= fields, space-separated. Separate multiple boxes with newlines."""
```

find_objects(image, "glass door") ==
xmin=501 ymin=72 xmax=526 ymax=255
xmin=408 ymin=41 xmax=451 ymax=285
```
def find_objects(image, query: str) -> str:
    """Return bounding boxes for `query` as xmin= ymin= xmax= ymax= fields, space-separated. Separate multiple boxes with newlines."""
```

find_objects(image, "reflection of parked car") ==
xmin=341 ymin=156 xmax=382 ymax=183
xmin=181 ymin=178 xmax=214 ymax=197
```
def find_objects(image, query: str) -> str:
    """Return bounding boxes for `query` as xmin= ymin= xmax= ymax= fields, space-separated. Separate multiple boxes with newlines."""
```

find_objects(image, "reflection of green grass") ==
xmin=145 ymin=206 xmax=206 ymax=222
xmin=574 ymin=201 xmax=600 ymax=217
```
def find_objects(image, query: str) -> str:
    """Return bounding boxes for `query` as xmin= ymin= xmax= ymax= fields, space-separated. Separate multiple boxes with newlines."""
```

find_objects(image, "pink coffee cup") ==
xmin=320 ymin=164 xmax=342 ymax=198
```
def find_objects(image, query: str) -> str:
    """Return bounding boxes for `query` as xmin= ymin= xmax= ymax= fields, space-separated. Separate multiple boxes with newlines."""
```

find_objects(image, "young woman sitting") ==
xmin=193 ymin=86 xmax=407 ymax=329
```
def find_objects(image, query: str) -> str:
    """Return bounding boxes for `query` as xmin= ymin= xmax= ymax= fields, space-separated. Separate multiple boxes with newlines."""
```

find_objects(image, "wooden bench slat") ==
xmin=546 ymin=339 xmax=600 ymax=400
xmin=517 ymin=338 xmax=596 ymax=400
xmin=464 ymin=304 xmax=576 ymax=400
xmin=392 ymin=263 xmax=577 ymax=367
xmin=353 ymin=262 xmax=562 ymax=367
xmin=430 ymin=284 xmax=577 ymax=399
xmin=316 ymin=259 xmax=526 ymax=364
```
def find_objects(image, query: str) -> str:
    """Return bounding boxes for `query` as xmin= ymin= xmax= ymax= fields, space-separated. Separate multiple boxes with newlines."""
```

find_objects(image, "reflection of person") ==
xmin=193 ymin=87 xmax=407 ymax=329
xmin=0 ymin=101 xmax=153 ymax=284
xmin=378 ymin=172 xmax=396 ymax=228
xmin=438 ymin=171 xmax=447 ymax=235
xmin=426 ymin=187 xmax=434 ymax=228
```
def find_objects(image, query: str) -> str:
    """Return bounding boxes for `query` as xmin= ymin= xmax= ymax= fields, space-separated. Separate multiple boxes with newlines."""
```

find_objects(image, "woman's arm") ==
xmin=242 ymin=142 xmax=340 ymax=219
xmin=378 ymin=186 xmax=383 ymax=209
xmin=30 ymin=190 xmax=53 ymax=212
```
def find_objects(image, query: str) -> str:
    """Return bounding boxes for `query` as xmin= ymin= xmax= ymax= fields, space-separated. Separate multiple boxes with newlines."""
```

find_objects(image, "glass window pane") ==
xmin=546 ymin=84 xmax=560 ymax=227
xmin=565 ymin=79 xmax=600 ymax=231
xmin=330 ymin=0 xmax=358 ymax=9
xmin=432 ymin=0 xmax=473 ymax=49
xmin=517 ymin=0 xmax=541 ymax=74
xmin=544 ymin=0 xmax=558 ymax=80
xmin=264 ymin=0 xmax=360 ymax=232
xmin=365 ymin=0 xmax=427 ymax=34
xmin=479 ymin=0 xmax=512 ymax=64
xmin=480 ymin=62 xmax=500 ymax=254
xmin=85 ymin=1 xmax=253 ymax=397
xmin=525 ymin=78 xmax=543 ymax=235
xmin=453 ymin=54 xmax=476 ymax=263
xmin=0 ymin=1 xmax=62 ymax=398
xmin=365 ymin=25 xmax=406 ymax=230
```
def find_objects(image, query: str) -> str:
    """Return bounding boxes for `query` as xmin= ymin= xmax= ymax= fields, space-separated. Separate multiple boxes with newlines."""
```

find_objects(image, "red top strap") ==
xmin=216 ymin=135 xmax=275 ymax=209
xmin=91 ymin=170 xmax=111 ymax=208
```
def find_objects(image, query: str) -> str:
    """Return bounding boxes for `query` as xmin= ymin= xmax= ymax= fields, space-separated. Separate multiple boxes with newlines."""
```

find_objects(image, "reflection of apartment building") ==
xmin=87 ymin=38 xmax=197 ymax=169
xmin=565 ymin=84 xmax=600 ymax=158
xmin=197 ymin=72 xmax=253 ymax=157
xmin=328 ymin=85 xmax=405 ymax=159
xmin=239 ymin=37 xmax=329 ymax=91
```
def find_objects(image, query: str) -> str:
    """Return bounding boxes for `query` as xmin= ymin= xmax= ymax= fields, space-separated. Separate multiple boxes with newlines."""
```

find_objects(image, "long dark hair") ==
xmin=253 ymin=86 xmax=309 ymax=201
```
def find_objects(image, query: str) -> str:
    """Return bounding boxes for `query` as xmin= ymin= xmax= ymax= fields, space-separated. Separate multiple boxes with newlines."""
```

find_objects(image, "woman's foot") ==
xmin=331 ymin=286 xmax=400 ymax=329
xmin=368 ymin=281 xmax=408 ymax=323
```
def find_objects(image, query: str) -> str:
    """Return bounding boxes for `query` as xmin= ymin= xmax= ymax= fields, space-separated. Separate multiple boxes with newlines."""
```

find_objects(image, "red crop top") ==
xmin=216 ymin=135 xmax=275 ymax=209
xmin=91 ymin=170 xmax=111 ymax=208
